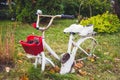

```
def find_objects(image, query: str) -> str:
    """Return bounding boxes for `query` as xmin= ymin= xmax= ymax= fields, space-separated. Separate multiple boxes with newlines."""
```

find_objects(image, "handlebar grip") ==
xmin=32 ymin=22 xmax=37 ymax=28
xmin=32 ymin=22 xmax=39 ymax=30
xmin=61 ymin=14 xmax=74 ymax=19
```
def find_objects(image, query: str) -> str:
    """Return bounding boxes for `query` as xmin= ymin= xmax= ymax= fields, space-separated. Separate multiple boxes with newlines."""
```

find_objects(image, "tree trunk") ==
xmin=89 ymin=4 xmax=92 ymax=17
xmin=113 ymin=0 xmax=120 ymax=19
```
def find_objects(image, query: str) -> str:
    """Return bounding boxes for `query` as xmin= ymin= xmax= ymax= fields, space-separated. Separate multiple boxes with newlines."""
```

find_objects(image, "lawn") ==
xmin=0 ymin=19 xmax=120 ymax=80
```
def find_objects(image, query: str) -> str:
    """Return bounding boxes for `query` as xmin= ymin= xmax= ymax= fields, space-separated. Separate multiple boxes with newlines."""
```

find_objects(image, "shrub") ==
xmin=80 ymin=11 xmax=120 ymax=33
xmin=15 ymin=0 xmax=64 ymax=23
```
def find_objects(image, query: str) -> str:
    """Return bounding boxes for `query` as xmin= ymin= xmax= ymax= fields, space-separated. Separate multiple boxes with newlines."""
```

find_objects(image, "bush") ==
xmin=80 ymin=11 xmax=120 ymax=33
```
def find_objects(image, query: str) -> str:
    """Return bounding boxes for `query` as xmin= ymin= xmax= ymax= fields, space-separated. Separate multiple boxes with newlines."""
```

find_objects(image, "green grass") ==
xmin=0 ymin=20 xmax=120 ymax=80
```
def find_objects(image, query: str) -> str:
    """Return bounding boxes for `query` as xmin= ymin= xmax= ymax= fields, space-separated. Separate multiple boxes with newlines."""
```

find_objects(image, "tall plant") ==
xmin=0 ymin=27 xmax=15 ymax=71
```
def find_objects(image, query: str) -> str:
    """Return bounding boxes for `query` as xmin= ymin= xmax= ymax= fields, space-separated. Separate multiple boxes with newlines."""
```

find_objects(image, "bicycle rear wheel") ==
xmin=72 ymin=37 xmax=97 ymax=61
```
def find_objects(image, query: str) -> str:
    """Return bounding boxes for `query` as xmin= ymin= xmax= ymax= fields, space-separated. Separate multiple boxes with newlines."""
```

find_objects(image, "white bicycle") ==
xmin=20 ymin=10 xmax=97 ymax=74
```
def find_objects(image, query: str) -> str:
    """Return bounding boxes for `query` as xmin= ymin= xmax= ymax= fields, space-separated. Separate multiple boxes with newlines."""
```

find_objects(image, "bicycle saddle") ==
xmin=79 ymin=24 xmax=94 ymax=36
xmin=64 ymin=24 xmax=94 ymax=36
xmin=64 ymin=24 xmax=83 ymax=33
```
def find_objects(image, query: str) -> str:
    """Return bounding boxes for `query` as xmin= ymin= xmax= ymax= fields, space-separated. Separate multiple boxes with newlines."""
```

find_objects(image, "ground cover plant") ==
xmin=0 ymin=19 xmax=120 ymax=80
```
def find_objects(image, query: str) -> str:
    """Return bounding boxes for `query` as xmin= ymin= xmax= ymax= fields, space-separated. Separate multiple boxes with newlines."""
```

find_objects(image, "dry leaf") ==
xmin=90 ymin=58 xmax=95 ymax=62
xmin=74 ymin=60 xmax=84 ymax=70
xmin=87 ymin=56 xmax=96 ymax=62
xmin=86 ymin=49 xmax=90 ymax=53
xmin=53 ymin=66 xmax=60 ymax=72
xmin=74 ymin=63 xmax=83 ymax=69
xmin=20 ymin=75 xmax=29 ymax=80
xmin=18 ymin=52 xmax=25 ymax=57
xmin=90 ymin=77 xmax=94 ymax=80
xmin=114 ymin=58 xmax=120 ymax=62
xmin=78 ymin=69 xmax=87 ymax=76
xmin=17 ymin=60 xmax=23 ymax=63
xmin=50 ymin=68 xmax=55 ymax=73
xmin=49 ymin=66 xmax=60 ymax=73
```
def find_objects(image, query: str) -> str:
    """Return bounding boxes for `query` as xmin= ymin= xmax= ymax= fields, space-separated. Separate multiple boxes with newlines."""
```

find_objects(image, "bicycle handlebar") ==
xmin=61 ymin=14 xmax=74 ymax=19
xmin=36 ymin=15 xmax=61 ymax=31
xmin=33 ymin=10 xmax=74 ymax=31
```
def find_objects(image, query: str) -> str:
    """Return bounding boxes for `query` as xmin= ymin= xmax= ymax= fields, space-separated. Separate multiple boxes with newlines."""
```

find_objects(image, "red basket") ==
xmin=19 ymin=35 xmax=43 ymax=56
